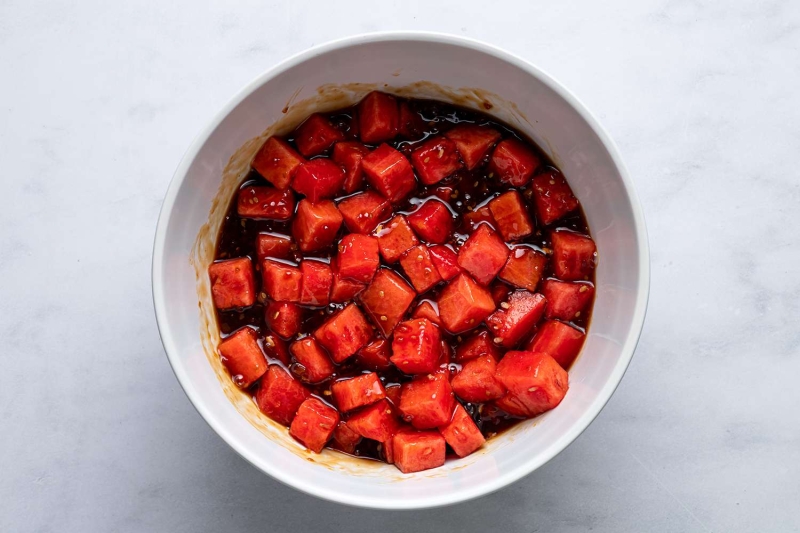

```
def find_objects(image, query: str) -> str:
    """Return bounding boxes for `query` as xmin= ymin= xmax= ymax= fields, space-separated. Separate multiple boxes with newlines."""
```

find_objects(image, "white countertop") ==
xmin=2 ymin=1 xmax=798 ymax=531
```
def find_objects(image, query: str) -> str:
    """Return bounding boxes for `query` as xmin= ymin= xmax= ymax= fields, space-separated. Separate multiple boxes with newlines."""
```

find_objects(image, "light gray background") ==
xmin=2 ymin=1 xmax=798 ymax=532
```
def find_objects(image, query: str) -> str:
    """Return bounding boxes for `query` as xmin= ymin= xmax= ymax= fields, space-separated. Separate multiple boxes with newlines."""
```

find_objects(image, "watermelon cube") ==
xmin=499 ymin=247 xmax=548 ymax=292
xmin=359 ymin=269 xmax=416 ymax=336
xmin=428 ymin=245 xmax=461 ymax=281
xmin=495 ymin=351 xmax=569 ymax=417
xmin=398 ymin=102 xmax=425 ymax=139
xmin=407 ymin=199 xmax=455 ymax=245
xmin=338 ymin=191 xmax=391 ymax=234
xmin=346 ymin=399 xmax=400 ymax=442
xmin=486 ymin=291 xmax=547 ymax=348
xmin=292 ymin=159 xmax=346 ymax=202
xmin=410 ymin=136 xmax=462 ymax=185
xmin=489 ymin=190 xmax=534 ymax=241
xmin=391 ymin=318 xmax=442 ymax=374
xmin=438 ymin=403 xmax=486 ymax=457
xmin=294 ymin=114 xmax=345 ymax=157
xmin=262 ymin=260 xmax=302 ymax=302
xmin=331 ymin=372 xmax=386 ymax=413
xmin=399 ymin=245 xmax=443 ymax=294
xmin=491 ymin=282 xmax=512 ymax=306
xmin=332 ymin=421 xmax=362 ymax=454
xmin=451 ymin=355 xmax=506 ymax=403
xmin=392 ymin=431 xmax=446 ymax=473
xmin=362 ymin=144 xmax=416 ymax=203
xmin=290 ymin=337 xmax=335 ymax=383
xmin=237 ymin=186 xmax=294 ymax=220
xmin=457 ymin=225 xmax=510 ymax=285
xmin=385 ymin=384 xmax=402 ymax=406
xmin=262 ymin=333 xmax=291 ymax=365
xmin=462 ymin=205 xmax=497 ymax=233
xmin=255 ymin=233 xmax=293 ymax=262
xmin=355 ymin=337 xmax=392 ymax=371
xmin=377 ymin=215 xmax=419 ymax=263
xmin=313 ymin=303 xmax=373 ymax=363
xmin=255 ymin=365 xmax=310 ymax=425
xmin=444 ymin=124 xmax=502 ymax=170
xmin=290 ymin=397 xmax=340 ymax=453
xmin=329 ymin=257 xmax=366 ymax=303
xmin=251 ymin=137 xmax=305 ymax=190
xmin=551 ymin=230 xmax=597 ymax=281
xmin=337 ymin=234 xmax=380 ymax=283
xmin=488 ymin=138 xmax=541 ymax=187
xmin=299 ymin=260 xmax=333 ymax=307
xmin=217 ymin=326 xmax=268 ymax=388
xmin=541 ymin=279 xmax=594 ymax=321
xmin=292 ymin=199 xmax=343 ymax=253
xmin=358 ymin=91 xmax=398 ymax=144
xmin=526 ymin=320 xmax=585 ymax=369
xmin=437 ymin=273 xmax=496 ymax=334
xmin=209 ymin=257 xmax=256 ymax=310
xmin=265 ymin=301 xmax=303 ymax=339
xmin=454 ymin=329 xmax=501 ymax=362
xmin=412 ymin=300 xmax=442 ymax=327
xmin=332 ymin=141 xmax=370 ymax=193
xmin=398 ymin=373 xmax=454 ymax=429
xmin=532 ymin=169 xmax=579 ymax=225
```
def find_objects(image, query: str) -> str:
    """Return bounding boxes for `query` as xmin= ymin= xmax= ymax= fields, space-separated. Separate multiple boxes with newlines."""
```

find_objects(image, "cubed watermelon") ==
xmin=486 ymin=291 xmax=547 ymax=348
xmin=532 ymin=169 xmax=579 ymax=225
xmin=525 ymin=320 xmax=585 ymax=369
xmin=551 ymin=230 xmax=597 ymax=281
xmin=392 ymin=431 xmax=446 ymax=473
xmin=362 ymin=144 xmax=416 ymax=203
xmin=358 ymin=91 xmax=398 ymax=144
xmin=292 ymin=159 xmax=346 ymax=202
xmin=428 ymin=245 xmax=461 ymax=281
xmin=438 ymin=403 xmax=486 ymax=457
xmin=385 ymin=383 xmax=402 ymax=406
xmin=209 ymin=257 xmax=256 ymax=310
xmin=491 ymin=282 xmax=512 ymax=306
xmin=444 ymin=124 xmax=502 ymax=170
xmin=412 ymin=300 xmax=442 ymax=327
xmin=265 ymin=301 xmax=303 ymax=339
xmin=218 ymin=326 xmax=268 ymax=388
xmin=251 ymin=137 xmax=305 ymax=190
xmin=451 ymin=355 xmax=506 ymax=403
xmin=299 ymin=260 xmax=333 ymax=307
xmin=399 ymin=245 xmax=443 ymax=294
xmin=457 ymin=225 xmax=510 ymax=285
xmin=410 ymin=136 xmax=462 ymax=185
xmin=499 ymin=247 xmax=548 ymax=292
xmin=262 ymin=260 xmax=302 ymax=302
xmin=255 ymin=365 xmax=310 ymax=425
xmin=407 ymin=199 xmax=455 ymax=245
xmin=377 ymin=215 xmax=419 ymax=263
xmin=398 ymin=102 xmax=425 ymax=139
xmin=313 ymin=303 xmax=373 ymax=363
xmin=437 ymin=273 xmax=496 ymax=334
xmin=290 ymin=337 xmax=335 ymax=383
xmin=292 ymin=199 xmax=343 ymax=253
xmin=495 ymin=351 xmax=569 ymax=417
xmin=290 ymin=397 xmax=340 ymax=453
xmin=262 ymin=333 xmax=291 ymax=365
xmin=398 ymin=373 xmax=454 ymax=429
xmin=329 ymin=257 xmax=366 ymax=303
xmin=541 ymin=279 xmax=594 ymax=321
xmin=488 ymin=138 xmax=541 ymax=187
xmin=454 ymin=329 xmax=501 ymax=362
xmin=337 ymin=234 xmax=380 ymax=283
xmin=294 ymin=114 xmax=345 ymax=157
xmin=346 ymin=399 xmax=400 ymax=442
xmin=462 ymin=205 xmax=497 ymax=233
xmin=237 ymin=185 xmax=294 ymax=220
xmin=489 ymin=190 xmax=534 ymax=241
xmin=332 ymin=421 xmax=362 ymax=454
xmin=255 ymin=233 xmax=293 ymax=262
xmin=391 ymin=318 xmax=442 ymax=374
xmin=331 ymin=372 xmax=386 ymax=413
xmin=332 ymin=141 xmax=371 ymax=193
xmin=338 ymin=191 xmax=392 ymax=234
xmin=359 ymin=269 xmax=416 ymax=336
xmin=355 ymin=337 xmax=392 ymax=371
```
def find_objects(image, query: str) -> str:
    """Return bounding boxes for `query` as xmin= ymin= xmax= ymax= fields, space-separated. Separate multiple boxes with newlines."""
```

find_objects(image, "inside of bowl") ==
xmin=155 ymin=35 xmax=647 ymax=508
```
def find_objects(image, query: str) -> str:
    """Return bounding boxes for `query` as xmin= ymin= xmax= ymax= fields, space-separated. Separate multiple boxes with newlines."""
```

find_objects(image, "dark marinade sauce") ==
xmin=214 ymin=98 xmax=595 ymax=461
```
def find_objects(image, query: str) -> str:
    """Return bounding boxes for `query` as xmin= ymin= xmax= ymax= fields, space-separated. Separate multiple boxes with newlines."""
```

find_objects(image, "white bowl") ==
xmin=152 ymin=32 xmax=649 ymax=509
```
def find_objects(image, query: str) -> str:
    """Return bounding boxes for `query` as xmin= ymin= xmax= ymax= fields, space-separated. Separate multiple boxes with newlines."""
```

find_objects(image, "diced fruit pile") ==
xmin=209 ymin=93 xmax=598 ymax=473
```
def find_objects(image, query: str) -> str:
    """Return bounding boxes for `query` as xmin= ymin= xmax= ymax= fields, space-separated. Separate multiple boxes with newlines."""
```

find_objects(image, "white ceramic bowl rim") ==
xmin=152 ymin=31 xmax=650 ymax=509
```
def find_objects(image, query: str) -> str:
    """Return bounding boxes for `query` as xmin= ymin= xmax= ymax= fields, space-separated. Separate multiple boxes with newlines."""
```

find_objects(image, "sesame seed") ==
xmin=549 ymin=179 xmax=556 ymax=185
xmin=438 ymin=147 xmax=444 ymax=158
xmin=323 ymin=390 xmax=331 ymax=395
xmin=273 ymin=312 xmax=280 ymax=319
xmin=494 ymin=337 xmax=503 ymax=344
xmin=500 ymin=302 xmax=510 ymax=309
xmin=380 ymin=315 xmax=387 ymax=321
xmin=264 ymin=336 xmax=275 ymax=348
xmin=424 ymin=157 xmax=430 ymax=163
xmin=379 ymin=290 xmax=385 ymax=297
xmin=579 ymin=285 xmax=588 ymax=293
xmin=488 ymin=172 xmax=494 ymax=178
xmin=417 ymin=255 xmax=423 ymax=261
xmin=575 ymin=311 xmax=581 ymax=317
xmin=468 ymin=318 xmax=475 ymax=324
xmin=474 ymin=181 xmax=479 ymax=187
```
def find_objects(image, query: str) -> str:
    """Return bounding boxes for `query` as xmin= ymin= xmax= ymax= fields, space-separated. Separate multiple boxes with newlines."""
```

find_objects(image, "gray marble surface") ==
xmin=2 ymin=1 xmax=799 ymax=531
